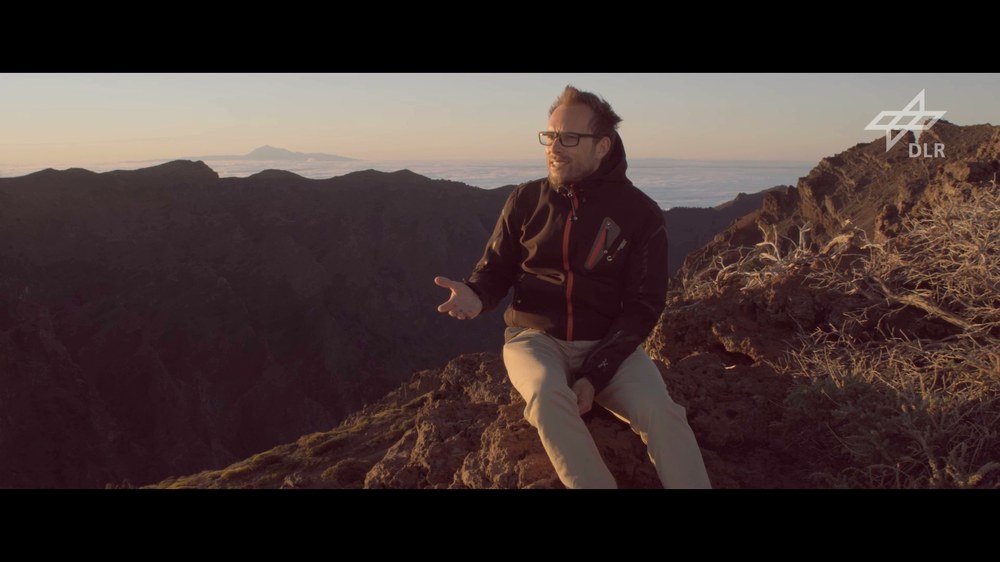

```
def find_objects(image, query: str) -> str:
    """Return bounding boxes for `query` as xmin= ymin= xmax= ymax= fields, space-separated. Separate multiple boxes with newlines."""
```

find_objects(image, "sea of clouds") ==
xmin=1 ymin=158 xmax=814 ymax=210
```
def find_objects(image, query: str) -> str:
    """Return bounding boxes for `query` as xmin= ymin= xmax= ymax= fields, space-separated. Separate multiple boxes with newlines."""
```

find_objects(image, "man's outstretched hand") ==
xmin=435 ymin=276 xmax=483 ymax=321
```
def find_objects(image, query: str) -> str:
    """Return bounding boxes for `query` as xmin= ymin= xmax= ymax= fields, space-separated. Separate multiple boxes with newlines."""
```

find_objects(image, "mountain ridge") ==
xmin=122 ymin=145 xmax=359 ymax=164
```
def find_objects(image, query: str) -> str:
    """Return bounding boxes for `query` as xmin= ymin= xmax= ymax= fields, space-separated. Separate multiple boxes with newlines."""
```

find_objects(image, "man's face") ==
xmin=545 ymin=103 xmax=610 ymax=187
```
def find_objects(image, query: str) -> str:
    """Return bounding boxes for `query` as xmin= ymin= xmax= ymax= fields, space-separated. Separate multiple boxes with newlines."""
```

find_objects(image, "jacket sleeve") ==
xmin=463 ymin=185 xmax=522 ymax=314
xmin=575 ymin=207 xmax=669 ymax=394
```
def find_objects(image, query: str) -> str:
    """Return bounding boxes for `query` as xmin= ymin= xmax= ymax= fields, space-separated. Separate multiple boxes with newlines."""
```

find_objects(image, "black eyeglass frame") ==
xmin=538 ymin=131 xmax=605 ymax=147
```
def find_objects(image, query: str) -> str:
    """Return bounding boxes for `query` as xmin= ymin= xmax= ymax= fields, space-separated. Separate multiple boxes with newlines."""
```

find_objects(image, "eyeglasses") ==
xmin=538 ymin=131 xmax=604 ymax=147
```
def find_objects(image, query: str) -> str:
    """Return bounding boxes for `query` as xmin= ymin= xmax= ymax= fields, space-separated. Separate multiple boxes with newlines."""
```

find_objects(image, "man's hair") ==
xmin=549 ymin=85 xmax=623 ymax=142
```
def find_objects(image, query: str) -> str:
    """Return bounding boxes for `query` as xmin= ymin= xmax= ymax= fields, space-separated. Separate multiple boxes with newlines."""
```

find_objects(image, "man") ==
xmin=434 ymin=85 xmax=711 ymax=489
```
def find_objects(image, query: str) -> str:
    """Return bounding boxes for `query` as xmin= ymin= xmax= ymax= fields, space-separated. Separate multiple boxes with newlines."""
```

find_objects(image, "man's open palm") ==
xmin=435 ymin=276 xmax=483 ymax=320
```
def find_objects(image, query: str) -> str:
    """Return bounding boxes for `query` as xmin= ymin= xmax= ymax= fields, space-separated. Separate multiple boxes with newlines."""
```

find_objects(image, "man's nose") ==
xmin=548 ymin=135 xmax=565 ymax=155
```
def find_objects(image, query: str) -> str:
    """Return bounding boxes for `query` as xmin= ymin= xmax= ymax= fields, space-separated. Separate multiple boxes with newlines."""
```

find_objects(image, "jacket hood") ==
xmin=570 ymin=131 xmax=631 ymax=195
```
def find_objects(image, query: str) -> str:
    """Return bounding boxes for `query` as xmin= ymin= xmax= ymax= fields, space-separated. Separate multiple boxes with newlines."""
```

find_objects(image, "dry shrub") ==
xmin=774 ymin=182 xmax=1000 ymax=487
xmin=680 ymin=221 xmax=816 ymax=301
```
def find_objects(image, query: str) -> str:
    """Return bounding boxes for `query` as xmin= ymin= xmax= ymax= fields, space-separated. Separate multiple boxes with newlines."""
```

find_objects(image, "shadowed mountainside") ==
xmin=0 ymin=159 xmax=771 ymax=488
xmin=0 ymin=163 xmax=516 ymax=487
xmin=664 ymin=185 xmax=789 ymax=276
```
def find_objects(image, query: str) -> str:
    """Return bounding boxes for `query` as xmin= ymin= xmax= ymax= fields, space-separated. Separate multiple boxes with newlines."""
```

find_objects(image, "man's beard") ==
xmin=547 ymin=160 xmax=595 ymax=188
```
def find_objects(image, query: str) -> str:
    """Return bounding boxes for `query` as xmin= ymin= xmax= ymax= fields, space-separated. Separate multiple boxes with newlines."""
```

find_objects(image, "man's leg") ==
xmin=502 ymin=329 xmax=617 ymax=489
xmin=593 ymin=346 xmax=712 ymax=489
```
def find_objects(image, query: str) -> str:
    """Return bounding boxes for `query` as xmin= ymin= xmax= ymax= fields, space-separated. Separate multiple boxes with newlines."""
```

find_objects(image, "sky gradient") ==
xmin=1 ymin=73 xmax=997 ymax=169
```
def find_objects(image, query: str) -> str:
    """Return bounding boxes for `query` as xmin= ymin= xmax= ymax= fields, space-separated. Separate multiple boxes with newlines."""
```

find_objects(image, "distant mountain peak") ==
xmin=246 ymin=146 xmax=295 ymax=159
xmin=197 ymin=144 xmax=357 ymax=162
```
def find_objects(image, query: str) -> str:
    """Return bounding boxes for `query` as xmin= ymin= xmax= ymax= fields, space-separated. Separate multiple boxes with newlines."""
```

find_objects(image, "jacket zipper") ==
xmin=563 ymin=185 xmax=580 ymax=341
xmin=607 ymin=239 xmax=627 ymax=262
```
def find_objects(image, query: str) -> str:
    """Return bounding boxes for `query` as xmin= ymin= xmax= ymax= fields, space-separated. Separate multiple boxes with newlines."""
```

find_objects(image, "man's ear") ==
xmin=595 ymin=136 xmax=612 ymax=160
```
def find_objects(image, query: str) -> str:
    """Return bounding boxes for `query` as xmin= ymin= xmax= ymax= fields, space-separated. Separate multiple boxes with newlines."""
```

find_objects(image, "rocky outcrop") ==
xmin=153 ymin=352 xmax=665 ymax=489
xmin=151 ymin=318 xmax=811 ymax=489
xmin=679 ymin=122 xmax=1000 ymax=283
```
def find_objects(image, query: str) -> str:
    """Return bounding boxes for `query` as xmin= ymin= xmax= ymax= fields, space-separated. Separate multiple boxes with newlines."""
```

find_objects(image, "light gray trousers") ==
xmin=502 ymin=327 xmax=711 ymax=489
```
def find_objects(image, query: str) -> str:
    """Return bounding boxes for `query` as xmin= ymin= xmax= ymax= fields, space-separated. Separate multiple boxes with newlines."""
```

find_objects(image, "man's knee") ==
xmin=627 ymin=391 xmax=687 ymax=434
xmin=521 ymin=380 xmax=577 ymax=428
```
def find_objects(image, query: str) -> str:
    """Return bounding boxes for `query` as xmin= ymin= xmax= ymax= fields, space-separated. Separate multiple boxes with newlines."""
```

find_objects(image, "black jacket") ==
xmin=464 ymin=134 xmax=668 ymax=394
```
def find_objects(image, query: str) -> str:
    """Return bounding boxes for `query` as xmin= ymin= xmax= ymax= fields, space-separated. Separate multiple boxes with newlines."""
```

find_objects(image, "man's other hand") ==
xmin=572 ymin=378 xmax=595 ymax=415
xmin=434 ymin=276 xmax=483 ymax=321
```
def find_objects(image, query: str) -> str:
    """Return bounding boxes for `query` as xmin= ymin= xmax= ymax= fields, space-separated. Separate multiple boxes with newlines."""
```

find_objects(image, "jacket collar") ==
xmin=552 ymin=132 xmax=631 ymax=197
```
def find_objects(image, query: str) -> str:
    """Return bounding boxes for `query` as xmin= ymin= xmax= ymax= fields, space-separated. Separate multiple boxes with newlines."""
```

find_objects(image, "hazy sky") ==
xmin=1 ymin=73 xmax=997 ymax=168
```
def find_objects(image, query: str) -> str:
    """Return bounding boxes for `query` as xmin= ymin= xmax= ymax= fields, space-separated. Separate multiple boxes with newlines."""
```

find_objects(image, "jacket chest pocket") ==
xmin=583 ymin=217 xmax=627 ymax=271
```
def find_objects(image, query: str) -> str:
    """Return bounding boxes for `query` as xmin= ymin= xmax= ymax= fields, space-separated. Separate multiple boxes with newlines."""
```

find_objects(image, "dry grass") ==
xmin=770 ymin=182 xmax=1000 ymax=487
xmin=680 ymin=220 xmax=818 ymax=300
